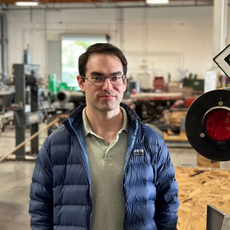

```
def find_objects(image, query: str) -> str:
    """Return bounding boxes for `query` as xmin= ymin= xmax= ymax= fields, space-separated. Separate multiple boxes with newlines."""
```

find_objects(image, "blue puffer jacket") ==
xmin=29 ymin=103 xmax=179 ymax=230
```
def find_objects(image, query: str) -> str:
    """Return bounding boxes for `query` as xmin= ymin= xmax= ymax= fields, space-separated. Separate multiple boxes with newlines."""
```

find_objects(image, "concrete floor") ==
xmin=0 ymin=123 xmax=197 ymax=230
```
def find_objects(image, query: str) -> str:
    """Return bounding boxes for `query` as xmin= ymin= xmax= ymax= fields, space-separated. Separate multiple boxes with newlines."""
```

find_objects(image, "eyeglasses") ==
xmin=82 ymin=73 xmax=127 ymax=86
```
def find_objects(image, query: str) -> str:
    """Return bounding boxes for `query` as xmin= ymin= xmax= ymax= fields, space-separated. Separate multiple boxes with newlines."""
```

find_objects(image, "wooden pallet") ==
xmin=163 ymin=129 xmax=188 ymax=142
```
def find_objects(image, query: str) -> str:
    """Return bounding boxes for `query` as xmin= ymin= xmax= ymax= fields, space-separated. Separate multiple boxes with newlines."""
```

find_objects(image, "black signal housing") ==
xmin=185 ymin=87 xmax=230 ymax=161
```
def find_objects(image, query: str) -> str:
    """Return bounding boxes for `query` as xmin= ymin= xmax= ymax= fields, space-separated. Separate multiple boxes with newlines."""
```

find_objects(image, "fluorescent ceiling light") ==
xmin=146 ymin=0 xmax=169 ymax=4
xmin=15 ymin=1 xmax=39 ymax=6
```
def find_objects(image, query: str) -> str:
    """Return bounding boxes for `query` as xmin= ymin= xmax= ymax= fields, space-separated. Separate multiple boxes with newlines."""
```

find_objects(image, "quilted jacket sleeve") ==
xmin=154 ymin=136 xmax=179 ymax=230
xmin=29 ymin=139 xmax=53 ymax=230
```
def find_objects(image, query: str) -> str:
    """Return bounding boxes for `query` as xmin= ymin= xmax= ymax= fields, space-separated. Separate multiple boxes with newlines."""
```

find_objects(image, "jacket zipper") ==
xmin=122 ymin=118 xmax=139 ymax=229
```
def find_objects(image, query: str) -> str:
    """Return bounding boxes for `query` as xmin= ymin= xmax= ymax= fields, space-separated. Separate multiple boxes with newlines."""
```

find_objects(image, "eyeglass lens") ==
xmin=87 ymin=73 xmax=125 ymax=86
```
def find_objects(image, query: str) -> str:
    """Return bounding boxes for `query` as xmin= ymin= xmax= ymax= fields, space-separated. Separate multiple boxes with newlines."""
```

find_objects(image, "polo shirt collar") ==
xmin=82 ymin=107 xmax=128 ymax=138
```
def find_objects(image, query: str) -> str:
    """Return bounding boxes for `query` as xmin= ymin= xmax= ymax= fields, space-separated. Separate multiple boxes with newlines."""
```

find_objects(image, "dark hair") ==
xmin=78 ymin=43 xmax=127 ymax=78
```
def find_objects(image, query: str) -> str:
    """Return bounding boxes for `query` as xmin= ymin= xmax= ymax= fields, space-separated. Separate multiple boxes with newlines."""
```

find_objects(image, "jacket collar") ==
xmin=63 ymin=102 xmax=140 ymax=134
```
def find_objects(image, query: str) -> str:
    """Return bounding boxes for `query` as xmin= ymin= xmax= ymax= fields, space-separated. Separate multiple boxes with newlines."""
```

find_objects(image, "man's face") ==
xmin=77 ymin=54 xmax=127 ymax=114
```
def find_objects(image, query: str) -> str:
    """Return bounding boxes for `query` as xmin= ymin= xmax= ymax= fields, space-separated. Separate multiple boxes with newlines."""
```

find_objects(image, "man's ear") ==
xmin=77 ymin=75 xmax=85 ymax=92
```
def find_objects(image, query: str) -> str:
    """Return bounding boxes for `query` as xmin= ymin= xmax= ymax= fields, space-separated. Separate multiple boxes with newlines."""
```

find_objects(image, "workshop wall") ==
xmin=5 ymin=5 xmax=229 ymax=86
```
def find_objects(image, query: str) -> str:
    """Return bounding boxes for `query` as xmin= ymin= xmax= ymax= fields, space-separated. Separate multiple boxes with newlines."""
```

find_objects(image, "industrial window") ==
xmin=60 ymin=34 xmax=108 ymax=90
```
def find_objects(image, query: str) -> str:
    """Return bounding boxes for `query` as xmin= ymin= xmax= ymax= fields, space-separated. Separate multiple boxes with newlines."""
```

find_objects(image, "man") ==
xmin=29 ymin=43 xmax=179 ymax=230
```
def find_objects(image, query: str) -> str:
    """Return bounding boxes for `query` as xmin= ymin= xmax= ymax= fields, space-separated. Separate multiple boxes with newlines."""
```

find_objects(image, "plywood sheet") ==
xmin=176 ymin=166 xmax=230 ymax=230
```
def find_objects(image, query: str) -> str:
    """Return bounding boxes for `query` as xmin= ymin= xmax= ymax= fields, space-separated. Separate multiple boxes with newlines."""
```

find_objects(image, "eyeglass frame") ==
xmin=81 ymin=72 xmax=127 ymax=86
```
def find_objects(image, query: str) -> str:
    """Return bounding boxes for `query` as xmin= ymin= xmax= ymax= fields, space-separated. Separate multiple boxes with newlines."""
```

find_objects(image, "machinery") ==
xmin=40 ymin=90 xmax=85 ymax=135
xmin=0 ymin=90 xmax=13 ymax=114
xmin=129 ymin=92 xmax=184 ymax=129
xmin=56 ymin=90 xmax=85 ymax=107
xmin=51 ymin=90 xmax=85 ymax=115
xmin=13 ymin=63 xmax=42 ymax=160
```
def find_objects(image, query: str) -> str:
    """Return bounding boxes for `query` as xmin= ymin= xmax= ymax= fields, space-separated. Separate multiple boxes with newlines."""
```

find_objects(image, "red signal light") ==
xmin=203 ymin=108 xmax=230 ymax=141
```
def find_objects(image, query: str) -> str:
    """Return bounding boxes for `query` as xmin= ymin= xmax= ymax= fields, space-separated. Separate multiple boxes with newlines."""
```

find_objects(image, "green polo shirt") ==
xmin=82 ymin=107 xmax=129 ymax=230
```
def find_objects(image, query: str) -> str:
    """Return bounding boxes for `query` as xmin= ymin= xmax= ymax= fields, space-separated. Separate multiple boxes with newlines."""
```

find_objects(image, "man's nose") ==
xmin=102 ymin=77 xmax=113 ymax=90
